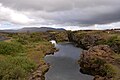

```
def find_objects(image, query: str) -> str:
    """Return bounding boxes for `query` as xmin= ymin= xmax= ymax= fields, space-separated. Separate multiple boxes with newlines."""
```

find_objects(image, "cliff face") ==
xmin=68 ymin=30 xmax=120 ymax=53
xmin=79 ymin=45 xmax=116 ymax=79
xmin=49 ymin=31 xmax=69 ymax=42
xmin=68 ymin=30 xmax=120 ymax=80
xmin=68 ymin=31 xmax=104 ymax=49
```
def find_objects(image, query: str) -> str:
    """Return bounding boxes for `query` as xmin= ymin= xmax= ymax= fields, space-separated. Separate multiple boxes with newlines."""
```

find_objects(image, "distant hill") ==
xmin=0 ymin=27 xmax=65 ymax=33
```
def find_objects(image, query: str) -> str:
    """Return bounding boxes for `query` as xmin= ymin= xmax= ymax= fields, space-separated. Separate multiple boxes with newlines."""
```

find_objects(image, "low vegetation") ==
xmin=0 ymin=32 xmax=56 ymax=80
xmin=48 ymin=31 xmax=68 ymax=42
xmin=0 ymin=42 xmax=24 ymax=55
xmin=1 ymin=30 xmax=120 ymax=80
xmin=0 ymin=56 xmax=36 ymax=80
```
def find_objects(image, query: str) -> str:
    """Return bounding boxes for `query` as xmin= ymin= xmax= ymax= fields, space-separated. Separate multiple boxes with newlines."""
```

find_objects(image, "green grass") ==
xmin=103 ymin=64 xmax=117 ymax=78
xmin=0 ymin=42 xmax=25 ymax=55
xmin=0 ymin=32 xmax=55 ymax=80
xmin=12 ymin=33 xmax=49 ymax=45
xmin=0 ymin=56 xmax=36 ymax=80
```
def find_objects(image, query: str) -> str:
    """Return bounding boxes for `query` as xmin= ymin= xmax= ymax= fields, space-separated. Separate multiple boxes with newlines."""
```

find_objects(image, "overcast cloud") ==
xmin=0 ymin=0 xmax=120 ymax=30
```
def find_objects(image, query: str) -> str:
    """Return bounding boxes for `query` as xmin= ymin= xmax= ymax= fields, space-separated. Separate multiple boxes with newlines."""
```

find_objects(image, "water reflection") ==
xmin=45 ymin=42 xmax=93 ymax=80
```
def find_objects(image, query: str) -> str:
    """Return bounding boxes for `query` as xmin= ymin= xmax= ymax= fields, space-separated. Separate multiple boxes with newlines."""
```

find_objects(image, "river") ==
xmin=44 ymin=41 xmax=93 ymax=80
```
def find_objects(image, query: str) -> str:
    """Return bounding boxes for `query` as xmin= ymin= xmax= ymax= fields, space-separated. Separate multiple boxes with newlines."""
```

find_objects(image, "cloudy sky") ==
xmin=0 ymin=0 xmax=120 ymax=30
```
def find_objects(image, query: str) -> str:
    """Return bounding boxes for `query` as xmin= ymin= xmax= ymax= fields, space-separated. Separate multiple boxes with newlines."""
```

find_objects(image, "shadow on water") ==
xmin=44 ymin=42 xmax=93 ymax=80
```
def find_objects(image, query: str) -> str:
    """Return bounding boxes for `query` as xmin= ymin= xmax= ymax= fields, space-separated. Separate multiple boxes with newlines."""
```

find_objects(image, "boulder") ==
xmin=79 ymin=45 xmax=115 ymax=78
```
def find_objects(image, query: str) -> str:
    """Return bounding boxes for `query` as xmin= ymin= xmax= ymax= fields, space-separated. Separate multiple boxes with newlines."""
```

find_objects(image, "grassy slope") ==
xmin=0 ymin=32 xmax=55 ymax=80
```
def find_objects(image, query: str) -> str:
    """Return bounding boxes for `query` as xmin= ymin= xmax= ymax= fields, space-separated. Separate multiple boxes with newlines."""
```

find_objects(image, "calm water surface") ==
xmin=44 ymin=42 xmax=93 ymax=80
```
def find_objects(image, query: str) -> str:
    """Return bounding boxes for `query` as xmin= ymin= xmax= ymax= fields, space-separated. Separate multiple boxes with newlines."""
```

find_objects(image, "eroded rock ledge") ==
xmin=29 ymin=64 xmax=49 ymax=80
xmin=79 ymin=45 xmax=119 ymax=80
xmin=29 ymin=45 xmax=57 ymax=80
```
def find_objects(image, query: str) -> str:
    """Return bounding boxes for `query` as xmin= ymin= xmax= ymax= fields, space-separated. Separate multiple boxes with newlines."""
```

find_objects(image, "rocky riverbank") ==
xmin=79 ymin=45 xmax=118 ymax=80
xmin=68 ymin=30 xmax=120 ymax=52
xmin=0 ymin=30 xmax=119 ymax=80
xmin=0 ymin=32 xmax=57 ymax=80
xmin=29 ymin=47 xmax=60 ymax=80
xmin=68 ymin=30 xmax=120 ymax=80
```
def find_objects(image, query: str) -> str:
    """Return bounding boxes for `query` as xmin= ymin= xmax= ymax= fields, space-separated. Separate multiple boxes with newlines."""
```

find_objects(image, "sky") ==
xmin=0 ymin=0 xmax=120 ymax=30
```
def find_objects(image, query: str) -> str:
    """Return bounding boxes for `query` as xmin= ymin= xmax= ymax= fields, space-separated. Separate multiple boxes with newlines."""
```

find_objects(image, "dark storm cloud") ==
xmin=0 ymin=0 xmax=120 ymax=26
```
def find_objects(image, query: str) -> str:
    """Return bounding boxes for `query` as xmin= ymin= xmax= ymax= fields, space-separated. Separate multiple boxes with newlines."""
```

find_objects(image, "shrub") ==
xmin=96 ymin=40 xmax=106 ymax=45
xmin=17 ymin=38 xmax=29 ymax=45
xmin=15 ymin=33 xmax=46 ymax=45
xmin=103 ymin=64 xmax=116 ymax=78
xmin=0 ymin=56 xmax=36 ymax=80
xmin=0 ymin=42 xmax=24 ymax=55
xmin=106 ymin=36 xmax=120 ymax=46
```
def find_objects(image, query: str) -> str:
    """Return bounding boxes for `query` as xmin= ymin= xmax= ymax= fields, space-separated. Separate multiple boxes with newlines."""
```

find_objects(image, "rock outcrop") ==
xmin=68 ymin=31 xmax=104 ymax=49
xmin=110 ymin=42 xmax=120 ymax=54
xmin=79 ymin=45 xmax=116 ymax=80
xmin=68 ymin=31 xmax=120 ymax=53
xmin=49 ymin=31 xmax=69 ymax=42
xmin=80 ymin=34 xmax=102 ymax=49
xmin=94 ymin=75 xmax=113 ymax=80
xmin=29 ymin=64 xmax=49 ymax=80
xmin=68 ymin=30 xmax=120 ymax=80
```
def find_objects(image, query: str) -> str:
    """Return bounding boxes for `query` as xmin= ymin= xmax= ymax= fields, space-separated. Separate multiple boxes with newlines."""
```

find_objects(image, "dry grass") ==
xmin=0 ymin=32 xmax=56 ymax=80
xmin=26 ymin=42 xmax=54 ymax=65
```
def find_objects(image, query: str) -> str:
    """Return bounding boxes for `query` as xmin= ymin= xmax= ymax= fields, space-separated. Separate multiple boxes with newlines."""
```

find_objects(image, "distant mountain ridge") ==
xmin=0 ymin=27 xmax=65 ymax=33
